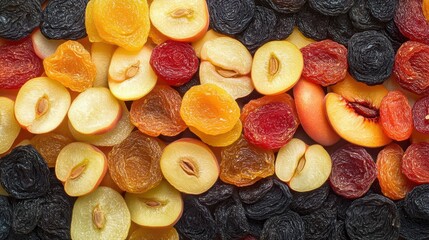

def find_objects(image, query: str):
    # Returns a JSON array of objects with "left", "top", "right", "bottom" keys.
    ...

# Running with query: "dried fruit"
[
  {"left": 296, "top": 4, "right": 330, "bottom": 41},
  {"left": 308, "top": 0, "right": 354, "bottom": 16},
  {"left": 367, "top": 0, "right": 398, "bottom": 22},
  {"left": 0, "top": 0, "right": 42, "bottom": 40},
  {"left": 271, "top": 13, "right": 296, "bottom": 40},
  {"left": 397, "top": 200, "right": 429, "bottom": 240},
  {"left": 402, "top": 142, "right": 429, "bottom": 184},
  {"left": 260, "top": 211, "right": 305, "bottom": 240},
  {"left": 382, "top": 20, "right": 408, "bottom": 52},
  {"left": 290, "top": 183, "right": 330, "bottom": 215},
  {"left": 12, "top": 198, "right": 43, "bottom": 235},
  {"left": 0, "top": 196, "right": 12, "bottom": 239},
  {"left": 128, "top": 227, "right": 179, "bottom": 240},
  {"left": 328, "top": 13, "right": 356, "bottom": 46},
  {"left": 198, "top": 181, "right": 235, "bottom": 206},
  {"left": 215, "top": 196, "right": 250, "bottom": 240},
  {"left": 238, "top": 178, "right": 273, "bottom": 204},
  {"left": 404, "top": 184, "right": 429, "bottom": 220},
  {"left": 30, "top": 133, "right": 73, "bottom": 168},
  {"left": 207, "top": 0, "right": 255, "bottom": 35},
  {"left": 259, "top": 0, "right": 307, "bottom": 14},
  {"left": 395, "top": 0, "right": 429, "bottom": 45},
  {"left": 302, "top": 207, "right": 336, "bottom": 240},
  {"left": 349, "top": 0, "right": 385, "bottom": 31},
  {"left": 189, "top": 120, "right": 242, "bottom": 147}
]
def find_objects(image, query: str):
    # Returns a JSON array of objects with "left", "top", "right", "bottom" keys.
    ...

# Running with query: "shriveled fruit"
[
  {"left": 0, "top": 0, "right": 41, "bottom": 40},
  {"left": 43, "top": 40, "right": 96, "bottom": 92},
  {"left": 241, "top": 93, "right": 297, "bottom": 123},
  {"left": 413, "top": 96, "right": 429, "bottom": 134},
  {"left": 189, "top": 120, "right": 242, "bottom": 147},
  {"left": 108, "top": 131, "right": 163, "bottom": 193},
  {"left": 402, "top": 142, "right": 429, "bottom": 183},
  {"left": 377, "top": 143, "right": 415, "bottom": 200},
  {"left": 395, "top": 0, "right": 429, "bottom": 45},
  {"left": 379, "top": 90, "right": 413, "bottom": 141},
  {"left": 130, "top": 85, "right": 187, "bottom": 137},
  {"left": 424, "top": 0, "right": 429, "bottom": 21},
  {"left": 30, "top": 133, "right": 73, "bottom": 168}
]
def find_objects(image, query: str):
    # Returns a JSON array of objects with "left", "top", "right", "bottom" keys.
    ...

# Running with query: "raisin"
[
  {"left": 329, "top": 144, "right": 377, "bottom": 199},
  {"left": 220, "top": 136, "right": 275, "bottom": 187},
  {"left": 290, "top": 183, "right": 330, "bottom": 215},
  {"left": 397, "top": 200, "right": 429, "bottom": 240},
  {"left": 394, "top": 41, "right": 429, "bottom": 96},
  {"left": 367, "top": 0, "right": 397, "bottom": 22},
  {"left": 349, "top": 0, "right": 385, "bottom": 31},
  {"left": 0, "top": 196, "right": 12, "bottom": 240},
  {"left": 259, "top": 0, "right": 307, "bottom": 14},
  {"left": 345, "top": 194, "right": 400, "bottom": 240},
  {"left": 301, "top": 39, "right": 348, "bottom": 86},
  {"left": 302, "top": 207, "right": 336, "bottom": 240},
  {"left": 395, "top": 0, "right": 429, "bottom": 45},
  {"left": 41, "top": 0, "right": 88, "bottom": 40},
  {"left": 215, "top": 196, "right": 251, "bottom": 240},
  {"left": 0, "top": 0, "right": 42, "bottom": 40},
  {"left": 271, "top": 13, "right": 296, "bottom": 40},
  {"left": 379, "top": 91, "right": 413, "bottom": 141},
  {"left": 238, "top": 177, "right": 273, "bottom": 204},
  {"left": 347, "top": 30, "right": 394, "bottom": 85},
  {"left": 107, "top": 131, "right": 163, "bottom": 193},
  {"left": 260, "top": 211, "right": 305, "bottom": 240},
  {"left": 328, "top": 14, "right": 357, "bottom": 46},
  {"left": 12, "top": 198, "right": 43, "bottom": 235},
  {"left": 0, "top": 145, "right": 50, "bottom": 199},
  {"left": 404, "top": 184, "right": 429, "bottom": 220},
  {"left": 207, "top": 0, "right": 255, "bottom": 35},
  {"left": 0, "top": 39, "right": 43, "bottom": 89},
  {"left": 150, "top": 41, "right": 199, "bottom": 87},
  {"left": 198, "top": 181, "right": 235, "bottom": 206},
  {"left": 30, "top": 133, "right": 73, "bottom": 168},
  {"left": 296, "top": 4, "right": 330, "bottom": 40},
  {"left": 402, "top": 143, "right": 429, "bottom": 184},
  {"left": 308, "top": 0, "right": 354, "bottom": 16}
]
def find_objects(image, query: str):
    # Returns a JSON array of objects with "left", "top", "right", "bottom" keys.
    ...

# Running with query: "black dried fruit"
[
  {"left": 198, "top": 181, "right": 235, "bottom": 206},
  {"left": 259, "top": 0, "right": 307, "bottom": 14},
  {"left": 397, "top": 201, "right": 429, "bottom": 240},
  {"left": 382, "top": 19, "right": 408, "bottom": 52},
  {"left": 347, "top": 30, "right": 394, "bottom": 85},
  {"left": 260, "top": 211, "right": 305, "bottom": 240},
  {"left": 349, "top": 0, "right": 385, "bottom": 31},
  {"left": 41, "top": 0, "right": 88, "bottom": 40},
  {"left": 404, "top": 184, "right": 429, "bottom": 220},
  {"left": 0, "top": 196, "right": 12, "bottom": 240},
  {"left": 330, "top": 220, "right": 350, "bottom": 240},
  {"left": 0, "top": 0, "right": 42, "bottom": 40},
  {"left": 11, "top": 198, "right": 43, "bottom": 235},
  {"left": 176, "top": 197, "right": 217, "bottom": 240},
  {"left": 302, "top": 208, "right": 336, "bottom": 240},
  {"left": 215, "top": 196, "right": 250, "bottom": 240},
  {"left": 237, "top": 6, "right": 277, "bottom": 53},
  {"left": 367, "top": 0, "right": 397, "bottom": 22},
  {"left": 308, "top": 0, "right": 354, "bottom": 16},
  {"left": 0, "top": 145, "right": 50, "bottom": 199},
  {"left": 296, "top": 4, "right": 330, "bottom": 41},
  {"left": 243, "top": 179, "right": 292, "bottom": 220},
  {"left": 345, "top": 194, "right": 400, "bottom": 240},
  {"left": 7, "top": 231, "right": 41, "bottom": 240},
  {"left": 290, "top": 183, "right": 330, "bottom": 215},
  {"left": 328, "top": 14, "right": 357, "bottom": 46},
  {"left": 248, "top": 219, "right": 264, "bottom": 239},
  {"left": 238, "top": 177, "right": 273, "bottom": 204},
  {"left": 271, "top": 13, "right": 295, "bottom": 40},
  {"left": 207, "top": 0, "right": 255, "bottom": 35}
]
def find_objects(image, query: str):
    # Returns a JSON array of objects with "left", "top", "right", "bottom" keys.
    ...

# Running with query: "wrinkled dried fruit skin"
[
  {"left": 328, "top": 14, "right": 356, "bottom": 46},
  {"left": 329, "top": 144, "right": 377, "bottom": 199},
  {"left": 150, "top": 41, "right": 199, "bottom": 86},
  {"left": 0, "top": 39, "right": 43, "bottom": 89},
  {"left": 0, "top": 145, "right": 50, "bottom": 199},
  {"left": 301, "top": 39, "right": 348, "bottom": 86},
  {"left": 0, "top": 196, "right": 12, "bottom": 240},
  {"left": 404, "top": 184, "right": 429, "bottom": 220},
  {"left": 290, "top": 183, "right": 330, "bottom": 215},
  {"left": 348, "top": 31, "right": 394, "bottom": 85},
  {"left": 198, "top": 181, "right": 235, "bottom": 206},
  {"left": 302, "top": 207, "right": 336, "bottom": 240},
  {"left": 308, "top": 0, "right": 354, "bottom": 16},
  {"left": 397, "top": 201, "right": 429, "bottom": 240},
  {"left": 320, "top": 191, "right": 351, "bottom": 220},
  {"left": 215, "top": 196, "right": 250, "bottom": 240},
  {"left": 220, "top": 136, "right": 275, "bottom": 187},
  {"left": 402, "top": 143, "right": 429, "bottom": 184},
  {"left": 0, "top": 0, "right": 42, "bottom": 40},
  {"left": 259, "top": 0, "right": 307, "bottom": 14},
  {"left": 241, "top": 94, "right": 297, "bottom": 124},
  {"left": 331, "top": 220, "right": 349, "bottom": 240},
  {"left": 345, "top": 194, "right": 400, "bottom": 240},
  {"left": 41, "top": 0, "right": 88, "bottom": 40},
  {"left": 367, "top": 0, "right": 397, "bottom": 22},
  {"left": 296, "top": 4, "right": 330, "bottom": 41},
  {"left": 8, "top": 230, "right": 41, "bottom": 240},
  {"left": 271, "top": 13, "right": 295, "bottom": 40},
  {"left": 260, "top": 211, "right": 304, "bottom": 240},
  {"left": 30, "top": 133, "right": 73, "bottom": 168},
  {"left": 238, "top": 178, "right": 273, "bottom": 204},
  {"left": 395, "top": 0, "right": 429, "bottom": 45},
  {"left": 395, "top": 41, "right": 429, "bottom": 96},
  {"left": 383, "top": 20, "right": 408, "bottom": 52},
  {"left": 108, "top": 131, "right": 163, "bottom": 193},
  {"left": 207, "top": 0, "right": 255, "bottom": 35},
  {"left": 348, "top": 0, "right": 385, "bottom": 31},
  {"left": 174, "top": 73, "right": 200, "bottom": 97},
  {"left": 12, "top": 198, "right": 43, "bottom": 235}
]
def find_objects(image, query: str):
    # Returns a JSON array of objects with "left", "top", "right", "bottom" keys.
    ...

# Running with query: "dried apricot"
[
  {"left": 30, "top": 133, "right": 73, "bottom": 168},
  {"left": 402, "top": 142, "right": 429, "bottom": 184},
  {"left": 413, "top": 96, "right": 429, "bottom": 134},
  {"left": 180, "top": 83, "right": 240, "bottom": 135},
  {"left": 43, "top": 40, "right": 96, "bottom": 92},
  {"left": 379, "top": 90, "right": 413, "bottom": 141},
  {"left": 130, "top": 85, "right": 187, "bottom": 137},
  {"left": 424, "top": 0, "right": 429, "bottom": 21},
  {"left": 395, "top": 0, "right": 429, "bottom": 45},
  {"left": 189, "top": 120, "right": 242, "bottom": 147},
  {"left": 377, "top": 143, "right": 415, "bottom": 200}
]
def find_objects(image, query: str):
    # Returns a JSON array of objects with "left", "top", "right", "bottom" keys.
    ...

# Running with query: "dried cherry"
[
  {"left": 290, "top": 183, "right": 330, "bottom": 215},
  {"left": 308, "top": 0, "right": 354, "bottom": 16},
  {"left": 402, "top": 142, "right": 429, "bottom": 184},
  {"left": 296, "top": 4, "right": 330, "bottom": 40},
  {"left": 260, "top": 211, "right": 305, "bottom": 240},
  {"left": 395, "top": 0, "right": 429, "bottom": 45},
  {"left": 404, "top": 184, "right": 429, "bottom": 220},
  {"left": 30, "top": 133, "right": 73, "bottom": 168},
  {"left": 259, "top": 0, "right": 307, "bottom": 14},
  {"left": 328, "top": 13, "right": 357, "bottom": 46},
  {"left": 0, "top": 0, "right": 42, "bottom": 40},
  {"left": 207, "top": 0, "right": 255, "bottom": 35},
  {"left": 349, "top": 0, "right": 385, "bottom": 31},
  {"left": 0, "top": 196, "right": 11, "bottom": 240}
]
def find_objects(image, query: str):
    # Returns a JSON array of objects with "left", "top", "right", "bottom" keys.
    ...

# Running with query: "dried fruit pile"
[{"left": 1, "top": 0, "right": 429, "bottom": 239}]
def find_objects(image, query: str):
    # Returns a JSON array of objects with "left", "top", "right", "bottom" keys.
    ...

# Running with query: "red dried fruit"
[
  {"left": 413, "top": 95, "right": 429, "bottom": 134},
  {"left": 0, "top": 38, "right": 43, "bottom": 89},
  {"left": 150, "top": 40, "right": 199, "bottom": 86},
  {"left": 395, "top": 0, "right": 429, "bottom": 45},
  {"left": 379, "top": 90, "right": 413, "bottom": 141},
  {"left": 300, "top": 39, "right": 348, "bottom": 87},
  {"left": 402, "top": 142, "right": 429, "bottom": 183},
  {"left": 243, "top": 102, "right": 299, "bottom": 150},
  {"left": 394, "top": 41, "right": 429, "bottom": 95},
  {"left": 329, "top": 144, "right": 377, "bottom": 199}
]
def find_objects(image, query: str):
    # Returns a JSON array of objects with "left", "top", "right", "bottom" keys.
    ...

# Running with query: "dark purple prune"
[
  {"left": 0, "top": 145, "right": 50, "bottom": 199},
  {"left": 7, "top": 231, "right": 41, "bottom": 240},
  {"left": 176, "top": 197, "right": 217, "bottom": 240},
  {"left": 11, "top": 198, "right": 43, "bottom": 235},
  {"left": 347, "top": 30, "right": 394, "bottom": 85},
  {"left": 330, "top": 220, "right": 350, "bottom": 240},
  {"left": 198, "top": 181, "right": 235, "bottom": 206},
  {"left": 308, "top": 0, "right": 355, "bottom": 16},
  {"left": 260, "top": 211, "right": 305, "bottom": 240},
  {"left": 215, "top": 196, "right": 250, "bottom": 240},
  {"left": 404, "top": 184, "right": 429, "bottom": 220},
  {"left": 302, "top": 208, "right": 336, "bottom": 240},
  {"left": 174, "top": 71, "right": 200, "bottom": 97},
  {"left": 0, "top": 196, "right": 12, "bottom": 240},
  {"left": 237, "top": 6, "right": 277, "bottom": 53},
  {"left": 319, "top": 191, "right": 352, "bottom": 220},
  {"left": 382, "top": 20, "right": 407, "bottom": 52},
  {"left": 238, "top": 177, "right": 273, "bottom": 204},
  {"left": 271, "top": 13, "right": 295, "bottom": 40},
  {"left": 258, "top": 0, "right": 307, "bottom": 13},
  {"left": 296, "top": 4, "right": 330, "bottom": 40},
  {"left": 328, "top": 14, "right": 357, "bottom": 46},
  {"left": 290, "top": 183, "right": 330, "bottom": 215},
  {"left": 349, "top": 0, "right": 385, "bottom": 31},
  {"left": 207, "top": 0, "right": 255, "bottom": 35},
  {"left": 248, "top": 219, "right": 264, "bottom": 239},
  {"left": 40, "top": 0, "right": 88, "bottom": 40},
  {"left": 243, "top": 179, "right": 292, "bottom": 220},
  {"left": 367, "top": 0, "right": 397, "bottom": 22},
  {"left": 0, "top": 0, "right": 42, "bottom": 40},
  {"left": 397, "top": 201, "right": 429, "bottom": 240},
  {"left": 345, "top": 194, "right": 400, "bottom": 240}
]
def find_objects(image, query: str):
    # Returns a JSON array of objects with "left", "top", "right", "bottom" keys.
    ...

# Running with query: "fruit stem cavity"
[
  {"left": 268, "top": 55, "right": 279, "bottom": 76},
  {"left": 92, "top": 205, "right": 105, "bottom": 229},
  {"left": 179, "top": 158, "right": 198, "bottom": 177},
  {"left": 171, "top": 8, "right": 194, "bottom": 18},
  {"left": 35, "top": 95, "right": 49, "bottom": 118},
  {"left": 125, "top": 61, "right": 140, "bottom": 79}
]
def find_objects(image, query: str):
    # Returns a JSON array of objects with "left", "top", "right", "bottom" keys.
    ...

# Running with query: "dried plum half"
[
  {"left": 207, "top": 0, "right": 255, "bottom": 35},
  {"left": 214, "top": 196, "right": 250, "bottom": 240},
  {"left": 0, "top": 196, "right": 11, "bottom": 240},
  {"left": 290, "top": 183, "right": 330, "bottom": 215},
  {"left": 382, "top": 20, "right": 408, "bottom": 52},
  {"left": 404, "top": 184, "right": 429, "bottom": 220},
  {"left": 259, "top": 0, "right": 307, "bottom": 14},
  {"left": 308, "top": 0, "right": 355, "bottom": 16},
  {"left": 260, "top": 211, "right": 305, "bottom": 240},
  {"left": 296, "top": 4, "right": 330, "bottom": 40},
  {"left": 0, "top": 0, "right": 42, "bottom": 40},
  {"left": 271, "top": 13, "right": 295, "bottom": 40}
]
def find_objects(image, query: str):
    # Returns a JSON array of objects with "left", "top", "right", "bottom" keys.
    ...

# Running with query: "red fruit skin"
[
  {"left": 402, "top": 142, "right": 429, "bottom": 184},
  {"left": 395, "top": 0, "right": 429, "bottom": 45},
  {"left": 413, "top": 95, "right": 429, "bottom": 134}
]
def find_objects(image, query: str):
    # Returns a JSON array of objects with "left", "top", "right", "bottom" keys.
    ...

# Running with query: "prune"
[
  {"left": 290, "top": 183, "right": 330, "bottom": 215},
  {"left": 198, "top": 181, "right": 235, "bottom": 206},
  {"left": 247, "top": 219, "right": 264, "bottom": 239},
  {"left": 296, "top": 4, "right": 330, "bottom": 40},
  {"left": 397, "top": 201, "right": 429, "bottom": 240},
  {"left": 260, "top": 211, "right": 305, "bottom": 240},
  {"left": 41, "top": 0, "right": 88, "bottom": 40},
  {"left": 220, "top": 136, "right": 275, "bottom": 187},
  {"left": 8, "top": 231, "right": 41, "bottom": 240},
  {"left": 301, "top": 39, "right": 348, "bottom": 86},
  {"left": 0, "top": 196, "right": 11, "bottom": 240},
  {"left": 404, "top": 184, "right": 429, "bottom": 220},
  {"left": 395, "top": 0, "right": 429, "bottom": 45},
  {"left": 330, "top": 220, "right": 350, "bottom": 240},
  {"left": 385, "top": 20, "right": 408, "bottom": 44},
  {"left": 349, "top": 0, "right": 385, "bottom": 31},
  {"left": 320, "top": 191, "right": 352, "bottom": 220},
  {"left": 207, "top": 0, "right": 255, "bottom": 35},
  {"left": 238, "top": 178, "right": 273, "bottom": 204},
  {"left": 0, "top": 0, "right": 42, "bottom": 40},
  {"left": 215, "top": 196, "right": 250, "bottom": 240},
  {"left": 345, "top": 194, "right": 400, "bottom": 240},
  {"left": 30, "top": 133, "right": 73, "bottom": 168},
  {"left": 302, "top": 207, "right": 336, "bottom": 240},
  {"left": 347, "top": 30, "right": 394, "bottom": 85},
  {"left": 366, "top": 0, "right": 397, "bottom": 22},
  {"left": 329, "top": 144, "right": 377, "bottom": 199},
  {"left": 237, "top": 6, "right": 277, "bottom": 53},
  {"left": 259, "top": 0, "right": 307, "bottom": 13},
  {"left": 243, "top": 179, "right": 292, "bottom": 220},
  {"left": 0, "top": 39, "right": 43, "bottom": 89},
  {"left": 0, "top": 145, "right": 50, "bottom": 199},
  {"left": 176, "top": 197, "right": 217, "bottom": 240},
  {"left": 308, "top": 0, "right": 354, "bottom": 16},
  {"left": 12, "top": 198, "right": 43, "bottom": 235},
  {"left": 271, "top": 13, "right": 296, "bottom": 40},
  {"left": 394, "top": 41, "right": 429, "bottom": 96},
  {"left": 402, "top": 143, "right": 429, "bottom": 184},
  {"left": 328, "top": 14, "right": 357, "bottom": 46}
]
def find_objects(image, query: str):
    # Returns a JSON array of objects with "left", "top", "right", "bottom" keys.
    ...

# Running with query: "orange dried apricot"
[
  {"left": 30, "top": 132, "right": 73, "bottom": 168},
  {"left": 189, "top": 120, "right": 242, "bottom": 147},
  {"left": 84, "top": 0, "right": 104, "bottom": 43},
  {"left": 424, "top": 0, "right": 429, "bottom": 21}
]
